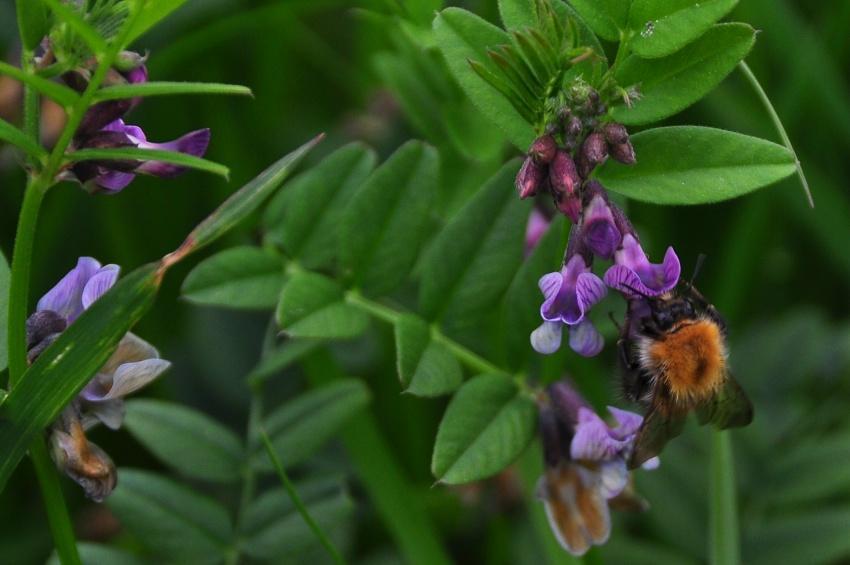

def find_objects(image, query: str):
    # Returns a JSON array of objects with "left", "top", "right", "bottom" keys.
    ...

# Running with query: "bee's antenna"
[
  {"left": 620, "top": 283, "right": 653, "bottom": 300},
  {"left": 688, "top": 254, "right": 707, "bottom": 289}
]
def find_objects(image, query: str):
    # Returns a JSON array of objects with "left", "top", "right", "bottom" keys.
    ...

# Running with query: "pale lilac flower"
[
  {"left": 537, "top": 379, "right": 656, "bottom": 556},
  {"left": 604, "top": 234, "right": 681, "bottom": 297},
  {"left": 530, "top": 253, "right": 607, "bottom": 357},
  {"left": 30, "top": 258, "right": 169, "bottom": 501}
]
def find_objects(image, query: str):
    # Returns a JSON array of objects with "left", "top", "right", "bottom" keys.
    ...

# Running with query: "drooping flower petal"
[
  {"left": 641, "top": 457, "right": 661, "bottom": 471},
  {"left": 100, "top": 332, "right": 160, "bottom": 375},
  {"left": 49, "top": 422, "right": 117, "bottom": 502},
  {"left": 37, "top": 257, "right": 102, "bottom": 322},
  {"left": 525, "top": 209, "right": 550, "bottom": 255},
  {"left": 598, "top": 460, "right": 629, "bottom": 499},
  {"left": 568, "top": 319, "right": 604, "bottom": 357},
  {"left": 81, "top": 264, "right": 120, "bottom": 309},
  {"left": 531, "top": 321, "right": 563, "bottom": 355},
  {"left": 103, "top": 358, "right": 170, "bottom": 400}
]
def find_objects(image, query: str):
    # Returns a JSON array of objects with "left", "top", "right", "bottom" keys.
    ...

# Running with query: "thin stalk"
[
  {"left": 709, "top": 431, "right": 740, "bottom": 565},
  {"left": 258, "top": 427, "right": 345, "bottom": 565},
  {"left": 5, "top": 8, "right": 143, "bottom": 565},
  {"left": 225, "top": 395, "right": 262, "bottom": 565},
  {"left": 738, "top": 61, "right": 813, "bottom": 208},
  {"left": 303, "top": 351, "right": 452, "bottom": 565},
  {"left": 345, "top": 290, "right": 505, "bottom": 376},
  {"left": 30, "top": 438, "right": 81, "bottom": 565},
  {"left": 21, "top": 48, "right": 40, "bottom": 166}
]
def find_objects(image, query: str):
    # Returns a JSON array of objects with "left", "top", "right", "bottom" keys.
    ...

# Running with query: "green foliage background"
[{"left": 1, "top": 0, "right": 849, "bottom": 563}]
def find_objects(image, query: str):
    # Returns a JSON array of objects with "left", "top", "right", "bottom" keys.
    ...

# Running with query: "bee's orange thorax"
[{"left": 648, "top": 319, "right": 726, "bottom": 403}]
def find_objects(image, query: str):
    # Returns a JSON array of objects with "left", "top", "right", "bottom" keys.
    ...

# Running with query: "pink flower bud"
[
  {"left": 516, "top": 157, "right": 546, "bottom": 199},
  {"left": 602, "top": 123, "right": 629, "bottom": 145},
  {"left": 529, "top": 135, "right": 557, "bottom": 164},
  {"left": 577, "top": 132, "right": 608, "bottom": 178}
]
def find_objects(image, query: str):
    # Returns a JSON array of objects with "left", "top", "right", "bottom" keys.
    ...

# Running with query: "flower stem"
[
  {"left": 258, "top": 426, "right": 346, "bottom": 565},
  {"left": 709, "top": 431, "right": 741, "bottom": 565},
  {"left": 345, "top": 290, "right": 505, "bottom": 376},
  {"left": 30, "top": 437, "right": 81, "bottom": 565},
  {"left": 737, "top": 61, "right": 813, "bottom": 208}
]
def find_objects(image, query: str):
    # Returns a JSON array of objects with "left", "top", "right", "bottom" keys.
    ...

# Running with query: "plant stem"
[
  {"left": 225, "top": 395, "right": 261, "bottom": 565},
  {"left": 303, "top": 351, "right": 452, "bottom": 565},
  {"left": 21, "top": 48, "right": 40, "bottom": 166},
  {"left": 709, "top": 431, "right": 740, "bottom": 565},
  {"left": 259, "top": 426, "right": 346, "bottom": 565},
  {"left": 345, "top": 290, "right": 505, "bottom": 376},
  {"left": 7, "top": 179, "right": 47, "bottom": 385},
  {"left": 738, "top": 61, "right": 813, "bottom": 208},
  {"left": 30, "top": 437, "right": 81, "bottom": 565}
]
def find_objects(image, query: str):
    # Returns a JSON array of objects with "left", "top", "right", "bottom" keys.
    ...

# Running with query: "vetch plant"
[{"left": 0, "top": 0, "right": 818, "bottom": 564}]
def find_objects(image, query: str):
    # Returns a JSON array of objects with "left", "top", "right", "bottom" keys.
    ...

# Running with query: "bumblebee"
[{"left": 617, "top": 282, "right": 753, "bottom": 468}]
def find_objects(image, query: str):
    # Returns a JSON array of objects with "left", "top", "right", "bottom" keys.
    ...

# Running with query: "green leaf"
[
  {"left": 744, "top": 508, "right": 850, "bottom": 565},
  {"left": 0, "top": 264, "right": 161, "bottom": 492},
  {"left": 611, "top": 23, "right": 756, "bottom": 125},
  {"left": 181, "top": 246, "right": 284, "bottom": 310},
  {"left": 127, "top": 0, "right": 190, "bottom": 43},
  {"left": 0, "top": 249, "right": 8, "bottom": 372},
  {"left": 629, "top": 0, "right": 739, "bottom": 58},
  {"left": 595, "top": 126, "right": 796, "bottom": 204},
  {"left": 263, "top": 143, "right": 376, "bottom": 269},
  {"left": 173, "top": 134, "right": 323, "bottom": 263},
  {"left": 340, "top": 140, "right": 439, "bottom": 296},
  {"left": 47, "top": 543, "right": 148, "bottom": 565},
  {"left": 0, "top": 117, "right": 47, "bottom": 160},
  {"left": 502, "top": 215, "right": 566, "bottom": 367},
  {"left": 432, "top": 374, "right": 537, "bottom": 484},
  {"left": 0, "top": 60, "right": 79, "bottom": 107},
  {"left": 766, "top": 429, "right": 850, "bottom": 507},
  {"left": 434, "top": 8, "right": 531, "bottom": 150},
  {"left": 247, "top": 339, "right": 324, "bottom": 387},
  {"left": 276, "top": 271, "right": 369, "bottom": 340},
  {"left": 394, "top": 314, "right": 463, "bottom": 397},
  {"left": 107, "top": 469, "right": 232, "bottom": 563},
  {"left": 123, "top": 400, "right": 244, "bottom": 482},
  {"left": 66, "top": 148, "right": 230, "bottom": 179},
  {"left": 568, "top": 0, "right": 630, "bottom": 41},
  {"left": 93, "top": 82, "right": 253, "bottom": 102},
  {"left": 419, "top": 159, "right": 528, "bottom": 327},
  {"left": 15, "top": 0, "right": 51, "bottom": 51},
  {"left": 243, "top": 478, "right": 353, "bottom": 560},
  {"left": 254, "top": 380, "right": 370, "bottom": 471}
]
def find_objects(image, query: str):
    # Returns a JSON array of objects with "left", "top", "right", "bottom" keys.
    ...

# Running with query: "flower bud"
[
  {"left": 26, "top": 310, "right": 66, "bottom": 350},
  {"left": 529, "top": 135, "right": 557, "bottom": 164},
  {"left": 602, "top": 123, "right": 629, "bottom": 145},
  {"left": 549, "top": 150, "right": 579, "bottom": 196},
  {"left": 580, "top": 181, "right": 622, "bottom": 259},
  {"left": 609, "top": 140, "right": 636, "bottom": 165},
  {"left": 577, "top": 132, "right": 608, "bottom": 178},
  {"left": 113, "top": 50, "right": 148, "bottom": 72},
  {"left": 565, "top": 116, "right": 583, "bottom": 139},
  {"left": 516, "top": 157, "right": 546, "bottom": 199}
]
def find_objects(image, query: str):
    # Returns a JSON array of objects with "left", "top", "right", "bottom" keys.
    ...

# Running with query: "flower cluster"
[
  {"left": 518, "top": 99, "right": 681, "bottom": 357},
  {"left": 28, "top": 258, "right": 170, "bottom": 501},
  {"left": 61, "top": 51, "right": 210, "bottom": 193},
  {"left": 537, "top": 379, "right": 657, "bottom": 556}
]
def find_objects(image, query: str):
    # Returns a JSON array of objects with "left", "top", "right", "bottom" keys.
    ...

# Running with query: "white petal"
[
  {"left": 101, "top": 332, "right": 159, "bottom": 374},
  {"left": 531, "top": 321, "right": 563, "bottom": 354},
  {"left": 103, "top": 358, "right": 170, "bottom": 399}
]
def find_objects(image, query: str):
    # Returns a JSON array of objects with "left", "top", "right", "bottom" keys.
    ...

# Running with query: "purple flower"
[
  {"left": 537, "top": 379, "right": 656, "bottom": 556},
  {"left": 530, "top": 254, "right": 607, "bottom": 356},
  {"left": 579, "top": 188, "right": 621, "bottom": 259},
  {"left": 73, "top": 63, "right": 149, "bottom": 137},
  {"left": 34, "top": 258, "right": 170, "bottom": 500},
  {"left": 604, "top": 234, "right": 681, "bottom": 296},
  {"left": 72, "top": 119, "right": 211, "bottom": 193}
]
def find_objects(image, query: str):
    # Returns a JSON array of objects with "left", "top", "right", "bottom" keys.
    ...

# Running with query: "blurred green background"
[{"left": 1, "top": 1, "right": 849, "bottom": 563}]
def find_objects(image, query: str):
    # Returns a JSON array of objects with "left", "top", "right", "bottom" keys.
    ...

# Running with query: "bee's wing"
[
  {"left": 696, "top": 372, "right": 753, "bottom": 429},
  {"left": 628, "top": 402, "right": 686, "bottom": 470}
]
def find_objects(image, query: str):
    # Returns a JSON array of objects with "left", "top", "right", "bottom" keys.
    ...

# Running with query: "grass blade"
[
  {"left": 0, "top": 61, "right": 79, "bottom": 107},
  {"left": 93, "top": 82, "right": 253, "bottom": 101},
  {"left": 66, "top": 147, "right": 230, "bottom": 179}
]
